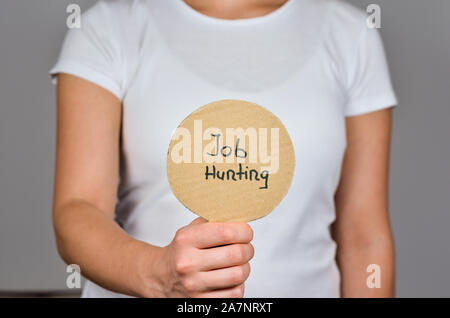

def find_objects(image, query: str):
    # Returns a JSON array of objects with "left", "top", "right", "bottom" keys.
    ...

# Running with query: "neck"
[{"left": 182, "top": 0, "right": 289, "bottom": 20}]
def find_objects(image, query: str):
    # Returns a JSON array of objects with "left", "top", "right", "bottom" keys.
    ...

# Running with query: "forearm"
[
  {"left": 337, "top": 235, "right": 395, "bottom": 297},
  {"left": 53, "top": 199, "right": 167, "bottom": 297}
]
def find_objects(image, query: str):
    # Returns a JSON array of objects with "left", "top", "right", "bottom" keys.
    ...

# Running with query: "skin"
[
  {"left": 54, "top": 73, "right": 254, "bottom": 297},
  {"left": 182, "top": 0, "right": 290, "bottom": 19},
  {"left": 53, "top": 0, "right": 395, "bottom": 298},
  {"left": 333, "top": 110, "right": 395, "bottom": 297}
]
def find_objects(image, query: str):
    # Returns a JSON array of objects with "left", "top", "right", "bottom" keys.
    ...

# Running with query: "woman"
[{"left": 50, "top": 0, "right": 397, "bottom": 297}]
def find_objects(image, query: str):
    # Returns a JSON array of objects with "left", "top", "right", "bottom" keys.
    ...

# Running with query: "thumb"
[{"left": 190, "top": 216, "right": 208, "bottom": 225}]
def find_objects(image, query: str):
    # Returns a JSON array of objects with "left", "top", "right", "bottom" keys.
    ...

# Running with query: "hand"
[{"left": 154, "top": 217, "right": 254, "bottom": 297}]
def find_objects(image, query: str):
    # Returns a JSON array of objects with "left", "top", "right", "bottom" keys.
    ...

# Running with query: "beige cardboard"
[{"left": 167, "top": 99, "right": 295, "bottom": 222}]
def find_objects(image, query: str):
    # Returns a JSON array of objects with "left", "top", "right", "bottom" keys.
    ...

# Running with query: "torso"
[{"left": 82, "top": 0, "right": 372, "bottom": 297}]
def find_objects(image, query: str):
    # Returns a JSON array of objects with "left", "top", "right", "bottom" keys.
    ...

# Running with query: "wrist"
[{"left": 132, "top": 241, "right": 173, "bottom": 297}]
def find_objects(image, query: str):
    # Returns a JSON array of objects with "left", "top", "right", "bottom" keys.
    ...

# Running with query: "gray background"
[{"left": 0, "top": 0, "right": 449, "bottom": 297}]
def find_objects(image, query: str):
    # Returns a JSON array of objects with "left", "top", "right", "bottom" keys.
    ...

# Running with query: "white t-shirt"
[{"left": 50, "top": 0, "right": 397, "bottom": 297}]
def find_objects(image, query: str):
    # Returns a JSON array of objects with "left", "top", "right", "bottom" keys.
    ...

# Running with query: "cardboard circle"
[{"left": 167, "top": 99, "right": 295, "bottom": 222}]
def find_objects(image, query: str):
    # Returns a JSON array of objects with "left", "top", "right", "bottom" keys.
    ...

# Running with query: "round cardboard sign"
[{"left": 167, "top": 99, "right": 295, "bottom": 222}]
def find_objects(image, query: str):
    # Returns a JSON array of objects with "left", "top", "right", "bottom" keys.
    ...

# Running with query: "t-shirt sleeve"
[
  {"left": 343, "top": 27, "right": 398, "bottom": 117},
  {"left": 49, "top": 1, "right": 125, "bottom": 100}
]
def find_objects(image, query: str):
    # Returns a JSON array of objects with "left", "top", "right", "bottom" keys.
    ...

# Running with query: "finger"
[
  {"left": 190, "top": 217, "right": 208, "bottom": 225},
  {"left": 191, "top": 263, "right": 251, "bottom": 291},
  {"left": 192, "top": 284, "right": 245, "bottom": 298},
  {"left": 189, "top": 222, "right": 253, "bottom": 248},
  {"left": 198, "top": 243, "right": 254, "bottom": 271}
]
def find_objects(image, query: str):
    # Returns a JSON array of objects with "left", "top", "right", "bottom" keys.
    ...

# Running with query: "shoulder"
[
  {"left": 326, "top": 0, "right": 369, "bottom": 23},
  {"left": 323, "top": 0, "right": 370, "bottom": 41},
  {"left": 81, "top": 0, "right": 148, "bottom": 24},
  {"left": 77, "top": 0, "right": 158, "bottom": 55},
  {"left": 79, "top": 0, "right": 163, "bottom": 33},
  {"left": 317, "top": 0, "right": 380, "bottom": 68},
  {"left": 57, "top": 0, "right": 158, "bottom": 98},
  {"left": 296, "top": 0, "right": 372, "bottom": 53}
]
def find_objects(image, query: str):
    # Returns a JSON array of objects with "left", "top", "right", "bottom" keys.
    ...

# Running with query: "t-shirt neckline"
[{"left": 173, "top": 0, "right": 296, "bottom": 26}]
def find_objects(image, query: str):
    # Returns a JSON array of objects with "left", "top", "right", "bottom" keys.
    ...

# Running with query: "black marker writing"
[
  {"left": 205, "top": 164, "right": 269, "bottom": 189},
  {"left": 207, "top": 134, "right": 247, "bottom": 159}
]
